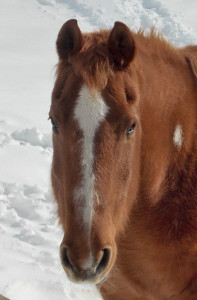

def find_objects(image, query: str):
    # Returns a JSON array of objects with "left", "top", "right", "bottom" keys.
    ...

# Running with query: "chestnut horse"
[{"left": 50, "top": 19, "right": 197, "bottom": 299}]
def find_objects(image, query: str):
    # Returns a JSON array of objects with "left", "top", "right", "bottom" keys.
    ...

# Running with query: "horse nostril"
[
  {"left": 96, "top": 248, "right": 111, "bottom": 274},
  {"left": 60, "top": 245, "right": 73, "bottom": 271}
]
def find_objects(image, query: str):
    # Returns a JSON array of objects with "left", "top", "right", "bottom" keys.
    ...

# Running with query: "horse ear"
[
  {"left": 108, "top": 21, "right": 135, "bottom": 69},
  {"left": 56, "top": 19, "right": 83, "bottom": 60}
]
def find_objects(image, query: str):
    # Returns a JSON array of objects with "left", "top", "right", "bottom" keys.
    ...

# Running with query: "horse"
[{"left": 49, "top": 19, "right": 197, "bottom": 299}]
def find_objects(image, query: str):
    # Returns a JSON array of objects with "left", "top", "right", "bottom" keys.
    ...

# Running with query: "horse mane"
[{"left": 138, "top": 27, "right": 177, "bottom": 50}]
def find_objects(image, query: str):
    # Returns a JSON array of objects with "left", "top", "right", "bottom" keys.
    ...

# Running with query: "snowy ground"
[{"left": 0, "top": 0, "right": 197, "bottom": 299}]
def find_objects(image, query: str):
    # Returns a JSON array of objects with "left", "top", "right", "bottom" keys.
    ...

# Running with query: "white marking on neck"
[
  {"left": 74, "top": 85, "right": 108, "bottom": 237},
  {"left": 173, "top": 124, "right": 183, "bottom": 149}
]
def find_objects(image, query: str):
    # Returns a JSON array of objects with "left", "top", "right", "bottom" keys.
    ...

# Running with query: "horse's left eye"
[
  {"left": 127, "top": 121, "right": 136, "bottom": 136},
  {"left": 50, "top": 118, "right": 59, "bottom": 134}
]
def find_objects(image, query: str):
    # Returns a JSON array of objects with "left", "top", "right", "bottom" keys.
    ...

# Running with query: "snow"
[{"left": 0, "top": 0, "right": 197, "bottom": 299}]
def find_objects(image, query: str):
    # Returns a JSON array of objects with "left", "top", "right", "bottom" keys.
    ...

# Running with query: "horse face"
[{"left": 50, "top": 20, "right": 140, "bottom": 284}]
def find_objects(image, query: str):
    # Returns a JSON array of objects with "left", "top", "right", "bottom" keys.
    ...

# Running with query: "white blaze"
[
  {"left": 173, "top": 124, "right": 183, "bottom": 149},
  {"left": 74, "top": 85, "right": 108, "bottom": 236}
]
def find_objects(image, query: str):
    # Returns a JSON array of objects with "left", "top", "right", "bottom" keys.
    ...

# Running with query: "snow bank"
[{"left": 11, "top": 127, "right": 52, "bottom": 148}]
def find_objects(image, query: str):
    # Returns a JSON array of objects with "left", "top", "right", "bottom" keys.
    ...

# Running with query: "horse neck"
[{"left": 136, "top": 43, "right": 197, "bottom": 207}]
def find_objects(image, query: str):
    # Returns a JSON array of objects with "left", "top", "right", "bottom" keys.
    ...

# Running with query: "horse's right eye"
[
  {"left": 50, "top": 118, "right": 59, "bottom": 134},
  {"left": 127, "top": 121, "right": 137, "bottom": 137}
]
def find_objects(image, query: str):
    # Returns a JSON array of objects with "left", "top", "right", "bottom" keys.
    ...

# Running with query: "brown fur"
[{"left": 50, "top": 20, "right": 197, "bottom": 299}]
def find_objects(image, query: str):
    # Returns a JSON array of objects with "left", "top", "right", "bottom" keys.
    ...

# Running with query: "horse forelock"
[{"left": 68, "top": 30, "right": 114, "bottom": 91}]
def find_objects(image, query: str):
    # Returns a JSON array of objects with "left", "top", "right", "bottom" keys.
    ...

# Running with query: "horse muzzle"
[{"left": 60, "top": 243, "right": 114, "bottom": 284}]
